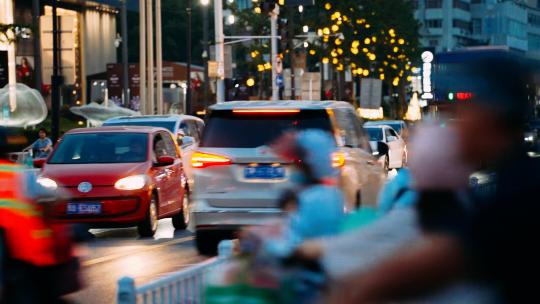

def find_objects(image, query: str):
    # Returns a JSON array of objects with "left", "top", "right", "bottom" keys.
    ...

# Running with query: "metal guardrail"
[
  {"left": 7, "top": 151, "right": 32, "bottom": 165},
  {"left": 117, "top": 240, "right": 233, "bottom": 304}
]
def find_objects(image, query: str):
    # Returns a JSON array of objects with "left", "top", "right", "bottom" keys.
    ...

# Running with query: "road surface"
[{"left": 66, "top": 219, "right": 206, "bottom": 303}]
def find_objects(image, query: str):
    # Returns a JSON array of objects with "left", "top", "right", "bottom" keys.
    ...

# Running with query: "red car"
[{"left": 37, "top": 126, "right": 189, "bottom": 237}]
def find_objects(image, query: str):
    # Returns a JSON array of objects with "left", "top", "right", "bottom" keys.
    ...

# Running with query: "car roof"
[
  {"left": 364, "top": 125, "right": 387, "bottom": 129},
  {"left": 104, "top": 114, "right": 204, "bottom": 123},
  {"left": 209, "top": 100, "right": 355, "bottom": 111},
  {"left": 365, "top": 120, "right": 405, "bottom": 125},
  {"left": 65, "top": 126, "right": 168, "bottom": 134}
]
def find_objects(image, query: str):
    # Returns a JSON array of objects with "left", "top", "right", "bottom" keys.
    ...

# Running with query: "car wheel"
[
  {"left": 172, "top": 188, "right": 189, "bottom": 230},
  {"left": 195, "top": 230, "right": 220, "bottom": 256},
  {"left": 138, "top": 194, "right": 159, "bottom": 237},
  {"left": 355, "top": 191, "right": 362, "bottom": 209}
]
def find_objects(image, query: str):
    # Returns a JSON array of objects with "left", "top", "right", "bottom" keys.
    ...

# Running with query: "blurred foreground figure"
[
  {"left": 328, "top": 54, "right": 539, "bottom": 303},
  {"left": 208, "top": 130, "right": 344, "bottom": 303},
  {"left": 0, "top": 127, "right": 80, "bottom": 303}
]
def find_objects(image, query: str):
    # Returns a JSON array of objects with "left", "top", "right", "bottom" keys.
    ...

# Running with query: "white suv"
[{"left": 190, "top": 101, "right": 386, "bottom": 254}]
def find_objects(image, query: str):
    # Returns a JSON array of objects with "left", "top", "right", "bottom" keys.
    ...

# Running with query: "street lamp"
[
  {"left": 186, "top": 0, "right": 193, "bottom": 115},
  {"left": 201, "top": 0, "right": 210, "bottom": 110}
]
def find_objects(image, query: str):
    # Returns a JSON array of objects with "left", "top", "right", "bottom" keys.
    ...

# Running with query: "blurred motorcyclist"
[
  {"left": 327, "top": 53, "right": 539, "bottom": 303},
  {"left": 0, "top": 127, "right": 80, "bottom": 303}
]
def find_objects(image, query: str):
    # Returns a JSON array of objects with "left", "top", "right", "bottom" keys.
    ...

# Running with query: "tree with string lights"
[{"left": 303, "top": 0, "right": 420, "bottom": 117}]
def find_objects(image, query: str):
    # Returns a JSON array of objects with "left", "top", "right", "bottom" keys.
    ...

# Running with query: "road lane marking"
[{"left": 82, "top": 236, "right": 195, "bottom": 267}]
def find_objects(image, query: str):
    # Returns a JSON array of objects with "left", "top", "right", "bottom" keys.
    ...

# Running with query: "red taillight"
[
  {"left": 191, "top": 152, "right": 232, "bottom": 168},
  {"left": 232, "top": 109, "right": 301, "bottom": 114}
]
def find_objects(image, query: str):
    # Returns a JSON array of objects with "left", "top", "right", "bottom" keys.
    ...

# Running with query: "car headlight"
[
  {"left": 37, "top": 177, "right": 58, "bottom": 190},
  {"left": 114, "top": 175, "right": 148, "bottom": 191}
]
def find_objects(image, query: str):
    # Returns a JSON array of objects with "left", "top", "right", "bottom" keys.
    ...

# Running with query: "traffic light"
[
  {"left": 279, "top": 18, "right": 293, "bottom": 51},
  {"left": 447, "top": 92, "right": 473, "bottom": 101}
]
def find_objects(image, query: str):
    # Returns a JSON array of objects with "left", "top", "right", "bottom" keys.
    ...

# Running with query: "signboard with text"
[{"left": 360, "top": 78, "right": 382, "bottom": 109}]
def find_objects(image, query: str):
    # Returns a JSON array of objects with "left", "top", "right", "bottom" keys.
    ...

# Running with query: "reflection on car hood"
[{"left": 42, "top": 162, "right": 148, "bottom": 187}]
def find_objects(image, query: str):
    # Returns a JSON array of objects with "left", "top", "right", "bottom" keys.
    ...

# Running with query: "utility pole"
[
  {"left": 146, "top": 0, "right": 155, "bottom": 114},
  {"left": 51, "top": 0, "right": 61, "bottom": 142},
  {"left": 270, "top": 6, "right": 279, "bottom": 101},
  {"left": 120, "top": 0, "right": 130, "bottom": 107},
  {"left": 214, "top": 0, "right": 225, "bottom": 103},
  {"left": 288, "top": 7, "right": 295, "bottom": 100},
  {"left": 32, "top": 0, "right": 42, "bottom": 92},
  {"left": 139, "top": 0, "right": 147, "bottom": 114},
  {"left": 202, "top": 0, "right": 210, "bottom": 109},
  {"left": 186, "top": 0, "right": 193, "bottom": 115},
  {"left": 156, "top": 0, "right": 163, "bottom": 114}
]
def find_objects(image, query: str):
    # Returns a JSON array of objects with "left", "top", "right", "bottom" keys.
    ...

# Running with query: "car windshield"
[
  {"left": 366, "top": 128, "right": 383, "bottom": 141},
  {"left": 200, "top": 110, "right": 333, "bottom": 148},
  {"left": 103, "top": 121, "right": 176, "bottom": 133},
  {"left": 385, "top": 123, "right": 402, "bottom": 133},
  {"left": 48, "top": 133, "right": 148, "bottom": 164}
]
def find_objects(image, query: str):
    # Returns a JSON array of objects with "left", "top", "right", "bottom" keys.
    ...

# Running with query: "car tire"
[
  {"left": 138, "top": 194, "right": 159, "bottom": 237},
  {"left": 195, "top": 230, "right": 220, "bottom": 256},
  {"left": 355, "top": 191, "right": 362, "bottom": 209},
  {"left": 172, "top": 188, "right": 189, "bottom": 230}
]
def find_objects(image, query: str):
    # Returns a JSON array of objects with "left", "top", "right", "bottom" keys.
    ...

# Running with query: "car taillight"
[
  {"left": 191, "top": 152, "right": 232, "bottom": 168},
  {"left": 332, "top": 152, "right": 346, "bottom": 168},
  {"left": 232, "top": 109, "right": 300, "bottom": 114}
]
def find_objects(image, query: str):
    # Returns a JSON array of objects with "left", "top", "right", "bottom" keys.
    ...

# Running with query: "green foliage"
[
  {"left": 127, "top": 0, "right": 206, "bottom": 65},
  {"left": 303, "top": 0, "right": 420, "bottom": 86}
]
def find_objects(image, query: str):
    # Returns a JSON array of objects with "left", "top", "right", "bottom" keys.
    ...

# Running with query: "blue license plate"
[
  {"left": 244, "top": 165, "right": 285, "bottom": 179},
  {"left": 67, "top": 202, "right": 102, "bottom": 215}
]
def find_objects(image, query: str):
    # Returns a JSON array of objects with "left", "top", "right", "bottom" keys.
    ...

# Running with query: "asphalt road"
[{"left": 65, "top": 219, "right": 206, "bottom": 304}]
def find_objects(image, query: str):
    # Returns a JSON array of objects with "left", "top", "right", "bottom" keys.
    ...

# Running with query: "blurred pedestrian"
[
  {"left": 1, "top": 127, "right": 81, "bottom": 303},
  {"left": 243, "top": 129, "right": 345, "bottom": 258},
  {"left": 326, "top": 54, "right": 539, "bottom": 303},
  {"left": 25, "top": 128, "right": 53, "bottom": 159}
]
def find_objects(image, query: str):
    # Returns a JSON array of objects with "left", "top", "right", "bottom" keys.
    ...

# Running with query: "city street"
[{"left": 66, "top": 220, "right": 205, "bottom": 303}]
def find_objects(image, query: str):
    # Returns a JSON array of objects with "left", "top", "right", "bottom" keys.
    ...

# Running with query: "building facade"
[
  {"left": 11, "top": 0, "right": 119, "bottom": 106},
  {"left": 414, "top": 0, "right": 540, "bottom": 54}
]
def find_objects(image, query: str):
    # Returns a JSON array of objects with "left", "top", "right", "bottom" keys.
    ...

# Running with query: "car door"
[
  {"left": 389, "top": 127, "right": 405, "bottom": 165},
  {"left": 385, "top": 127, "right": 401, "bottom": 168},
  {"left": 160, "top": 131, "right": 184, "bottom": 215},
  {"left": 151, "top": 132, "right": 179, "bottom": 216},
  {"left": 333, "top": 108, "right": 369, "bottom": 209},
  {"left": 179, "top": 120, "right": 199, "bottom": 190},
  {"left": 351, "top": 112, "right": 386, "bottom": 207}
]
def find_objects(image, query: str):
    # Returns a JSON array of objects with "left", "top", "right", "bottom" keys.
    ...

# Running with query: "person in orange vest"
[{"left": 0, "top": 127, "right": 81, "bottom": 303}]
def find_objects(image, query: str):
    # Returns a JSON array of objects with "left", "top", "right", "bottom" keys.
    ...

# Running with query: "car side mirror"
[
  {"left": 33, "top": 158, "right": 46, "bottom": 169},
  {"left": 387, "top": 136, "right": 397, "bottom": 142},
  {"left": 374, "top": 141, "right": 389, "bottom": 156},
  {"left": 155, "top": 155, "right": 175, "bottom": 166},
  {"left": 179, "top": 136, "right": 195, "bottom": 147}
]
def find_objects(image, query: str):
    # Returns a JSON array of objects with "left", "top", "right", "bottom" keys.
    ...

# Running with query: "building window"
[
  {"left": 426, "top": 19, "right": 443, "bottom": 28},
  {"left": 429, "top": 39, "right": 439, "bottom": 46},
  {"left": 453, "top": 19, "right": 471, "bottom": 32},
  {"left": 471, "top": 0, "right": 483, "bottom": 4},
  {"left": 453, "top": 0, "right": 470, "bottom": 11},
  {"left": 426, "top": 0, "right": 443, "bottom": 8},
  {"left": 529, "top": 34, "right": 540, "bottom": 51},
  {"left": 411, "top": 0, "right": 419, "bottom": 9},
  {"left": 529, "top": 13, "right": 540, "bottom": 27},
  {"left": 508, "top": 20, "right": 527, "bottom": 39},
  {"left": 472, "top": 18, "right": 482, "bottom": 34}
]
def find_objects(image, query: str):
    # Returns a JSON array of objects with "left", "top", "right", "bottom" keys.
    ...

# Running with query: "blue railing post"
[
  {"left": 217, "top": 240, "right": 233, "bottom": 259},
  {"left": 117, "top": 276, "right": 136, "bottom": 304}
]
